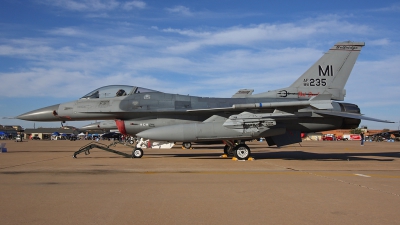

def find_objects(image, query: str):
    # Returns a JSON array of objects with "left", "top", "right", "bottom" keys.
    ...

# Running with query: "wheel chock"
[
  {"left": 220, "top": 154, "right": 228, "bottom": 158},
  {"left": 232, "top": 157, "right": 255, "bottom": 161}
]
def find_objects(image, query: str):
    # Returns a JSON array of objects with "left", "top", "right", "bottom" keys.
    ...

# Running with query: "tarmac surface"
[{"left": 1, "top": 139, "right": 400, "bottom": 225}]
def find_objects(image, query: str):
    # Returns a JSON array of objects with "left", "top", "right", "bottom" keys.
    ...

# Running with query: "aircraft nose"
[{"left": 16, "top": 104, "right": 61, "bottom": 121}]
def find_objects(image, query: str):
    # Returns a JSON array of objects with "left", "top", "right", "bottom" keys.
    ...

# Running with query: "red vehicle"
[
  {"left": 322, "top": 134, "right": 334, "bottom": 141},
  {"left": 322, "top": 134, "right": 345, "bottom": 141},
  {"left": 322, "top": 134, "right": 347, "bottom": 141}
]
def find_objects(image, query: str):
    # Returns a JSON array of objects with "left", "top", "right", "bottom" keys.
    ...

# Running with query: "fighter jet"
[{"left": 17, "top": 41, "right": 392, "bottom": 159}]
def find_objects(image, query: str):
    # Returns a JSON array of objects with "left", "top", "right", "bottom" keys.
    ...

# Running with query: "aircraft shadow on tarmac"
[
  {"left": 169, "top": 144, "right": 399, "bottom": 161},
  {"left": 10, "top": 144, "right": 397, "bottom": 161},
  {"left": 147, "top": 150, "right": 399, "bottom": 161},
  {"left": 252, "top": 151, "right": 398, "bottom": 161},
  {"left": 9, "top": 151, "right": 73, "bottom": 153}
]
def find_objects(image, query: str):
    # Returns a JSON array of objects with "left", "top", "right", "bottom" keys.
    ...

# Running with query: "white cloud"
[
  {"left": 0, "top": 67, "right": 177, "bottom": 98},
  {"left": 0, "top": 45, "right": 53, "bottom": 57},
  {"left": 123, "top": 1, "right": 146, "bottom": 10},
  {"left": 346, "top": 55, "right": 400, "bottom": 107},
  {"left": 39, "top": 0, "right": 146, "bottom": 11},
  {"left": 370, "top": 3, "right": 400, "bottom": 12},
  {"left": 52, "top": 0, "right": 119, "bottom": 11},
  {"left": 163, "top": 17, "right": 372, "bottom": 54},
  {"left": 0, "top": 14, "right": 397, "bottom": 103},
  {"left": 48, "top": 27, "right": 84, "bottom": 36},
  {"left": 86, "top": 13, "right": 110, "bottom": 18},
  {"left": 162, "top": 28, "right": 211, "bottom": 38},
  {"left": 369, "top": 38, "right": 390, "bottom": 46},
  {"left": 165, "top": 5, "right": 193, "bottom": 16}
]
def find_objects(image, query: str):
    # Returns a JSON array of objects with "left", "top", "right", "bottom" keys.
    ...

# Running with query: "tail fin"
[
  {"left": 289, "top": 41, "right": 365, "bottom": 100},
  {"left": 255, "top": 41, "right": 365, "bottom": 100}
]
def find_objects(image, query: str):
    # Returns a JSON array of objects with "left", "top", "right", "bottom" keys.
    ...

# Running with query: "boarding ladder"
[{"left": 73, "top": 141, "right": 138, "bottom": 158}]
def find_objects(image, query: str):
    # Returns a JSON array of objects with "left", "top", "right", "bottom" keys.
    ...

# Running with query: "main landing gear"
[
  {"left": 233, "top": 144, "right": 251, "bottom": 160},
  {"left": 223, "top": 141, "right": 251, "bottom": 160},
  {"left": 182, "top": 142, "right": 192, "bottom": 149}
]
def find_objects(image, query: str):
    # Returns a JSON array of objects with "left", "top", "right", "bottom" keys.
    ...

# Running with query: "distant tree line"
[
  {"left": 350, "top": 128, "right": 390, "bottom": 134},
  {"left": 350, "top": 128, "right": 362, "bottom": 134}
]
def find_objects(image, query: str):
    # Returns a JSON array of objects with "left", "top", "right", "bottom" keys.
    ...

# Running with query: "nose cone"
[{"left": 17, "top": 104, "right": 60, "bottom": 121}]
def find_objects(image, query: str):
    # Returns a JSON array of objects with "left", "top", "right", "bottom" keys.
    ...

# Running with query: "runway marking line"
[
  {"left": 0, "top": 156, "right": 70, "bottom": 170},
  {"left": 354, "top": 173, "right": 371, "bottom": 178},
  {"left": 307, "top": 172, "right": 400, "bottom": 197}
]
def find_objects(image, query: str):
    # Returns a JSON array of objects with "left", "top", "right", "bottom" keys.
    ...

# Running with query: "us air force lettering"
[{"left": 17, "top": 41, "right": 392, "bottom": 160}]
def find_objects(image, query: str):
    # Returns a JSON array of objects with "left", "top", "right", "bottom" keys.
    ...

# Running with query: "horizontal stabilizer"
[
  {"left": 309, "top": 94, "right": 332, "bottom": 101},
  {"left": 232, "top": 89, "right": 254, "bottom": 98},
  {"left": 314, "top": 110, "right": 393, "bottom": 123},
  {"left": 310, "top": 101, "right": 333, "bottom": 110}
]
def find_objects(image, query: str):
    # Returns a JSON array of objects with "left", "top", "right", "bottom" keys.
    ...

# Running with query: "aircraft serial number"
[{"left": 308, "top": 78, "right": 326, "bottom": 86}]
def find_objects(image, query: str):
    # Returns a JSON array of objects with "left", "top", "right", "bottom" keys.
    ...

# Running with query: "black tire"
[
  {"left": 182, "top": 142, "right": 192, "bottom": 149},
  {"left": 132, "top": 148, "right": 144, "bottom": 158},
  {"left": 233, "top": 144, "right": 251, "bottom": 160}
]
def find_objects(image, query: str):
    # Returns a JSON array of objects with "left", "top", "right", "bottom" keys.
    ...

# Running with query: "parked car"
[
  {"left": 322, "top": 134, "right": 347, "bottom": 141},
  {"left": 101, "top": 132, "right": 121, "bottom": 139},
  {"left": 322, "top": 134, "right": 336, "bottom": 141}
]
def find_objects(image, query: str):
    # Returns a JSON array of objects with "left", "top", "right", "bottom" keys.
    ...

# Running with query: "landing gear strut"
[
  {"left": 223, "top": 145, "right": 234, "bottom": 157},
  {"left": 131, "top": 138, "right": 143, "bottom": 158}
]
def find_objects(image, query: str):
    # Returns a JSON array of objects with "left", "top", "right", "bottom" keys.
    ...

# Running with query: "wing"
[
  {"left": 313, "top": 110, "right": 393, "bottom": 123},
  {"left": 188, "top": 94, "right": 335, "bottom": 113}
]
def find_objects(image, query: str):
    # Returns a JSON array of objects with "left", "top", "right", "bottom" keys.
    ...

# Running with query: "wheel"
[
  {"left": 182, "top": 142, "right": 192, "bottom": 149},
  {"left": 223, "top": 145, "right": 234, "bottom": 156},
  {"left": 233, "top": 144, "right": 251, "bottom": 160},
  {"left": 132, "top": 148, "right": 144, "bottom": 158}
]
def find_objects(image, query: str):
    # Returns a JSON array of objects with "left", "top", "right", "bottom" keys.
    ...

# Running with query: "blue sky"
[{"left": 1, "top": 0, "right": 400, "bottom": 130}]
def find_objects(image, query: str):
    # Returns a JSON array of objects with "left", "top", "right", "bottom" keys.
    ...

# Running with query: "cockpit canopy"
[{"left": 81, "top": 85, "right": 159, "bottom": 99}]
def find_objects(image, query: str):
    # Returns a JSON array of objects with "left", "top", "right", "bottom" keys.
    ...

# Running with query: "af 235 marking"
[{"left": 310, "top": 78, "right": 326, "bottom": 86}]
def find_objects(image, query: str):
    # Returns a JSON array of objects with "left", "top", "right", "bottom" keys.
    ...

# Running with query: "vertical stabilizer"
[
  {"left": 254, "top": 41, "right": 365, "bottom": 100},
  {"left": 289, "top": 41, "right": 365, "bottom": 100}
]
